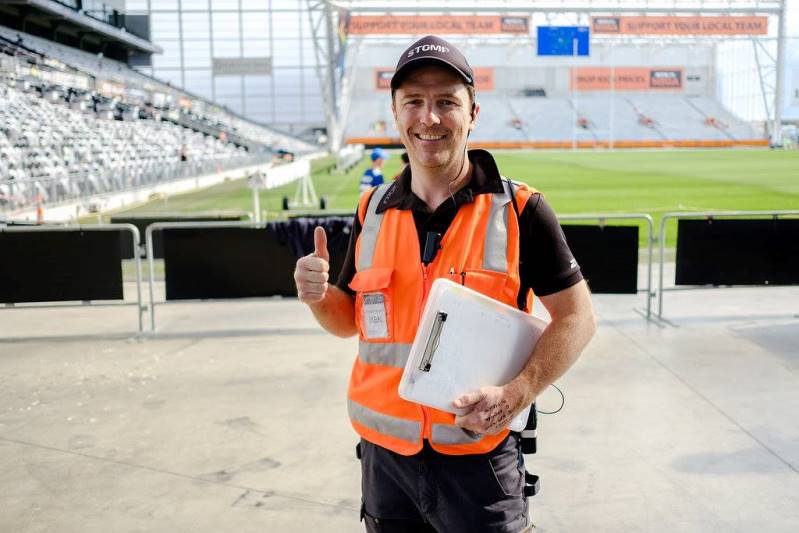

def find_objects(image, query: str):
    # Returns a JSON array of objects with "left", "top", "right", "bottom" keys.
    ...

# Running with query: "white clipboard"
[{"left": 398, "top": 278, "right": 547, "bottom": 432}]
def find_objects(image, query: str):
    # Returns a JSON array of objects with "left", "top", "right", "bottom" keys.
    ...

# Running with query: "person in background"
[{"left": 359, "top": 147, "right": 388, "bottom": 192}]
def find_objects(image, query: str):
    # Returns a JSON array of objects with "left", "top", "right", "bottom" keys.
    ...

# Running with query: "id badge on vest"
[{"left": 362, "top": 293, "right": 389, "bottom": 339}]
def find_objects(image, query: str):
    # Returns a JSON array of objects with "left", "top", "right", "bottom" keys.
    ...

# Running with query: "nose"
[{"left": 420, "top": 103, "right": 440, "bottom": 127}]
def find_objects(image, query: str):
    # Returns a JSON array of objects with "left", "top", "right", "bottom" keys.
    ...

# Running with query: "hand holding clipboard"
[{"left": 398, "top": 278, "right": 547, "bottom": 433}]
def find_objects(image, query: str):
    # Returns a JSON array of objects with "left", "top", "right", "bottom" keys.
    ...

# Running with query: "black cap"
[{"left": 390, "top": 35, "right": 474, "bottom": 91}]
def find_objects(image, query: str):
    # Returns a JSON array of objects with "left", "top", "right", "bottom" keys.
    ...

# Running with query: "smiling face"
[{"left": 391, "top": 65, "right": 478, "bottom": 173}]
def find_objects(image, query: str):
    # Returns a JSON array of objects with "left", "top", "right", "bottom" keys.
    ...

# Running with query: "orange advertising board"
[
  {"left": 473, "top": 67, "right": 494, "bottom": 92},
  {"left": 570, "top": 67, "right": 684, "bottom": 91},
  {"left": 375, "top": 67, "right": 494, "bottom": 92},
  {"left": 349, "top": 15, "right": 528, "bottom": 35},
  {"left": 591, "top": 16, "right": 767, "bottom": 35},
  {"left": 375, "top": 69, "right": 394, "bottom": 90}
]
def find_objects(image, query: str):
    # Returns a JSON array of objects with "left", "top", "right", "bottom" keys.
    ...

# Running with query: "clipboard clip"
[{"left": 419, "top": 311, "right": 447, "bottom": 372}]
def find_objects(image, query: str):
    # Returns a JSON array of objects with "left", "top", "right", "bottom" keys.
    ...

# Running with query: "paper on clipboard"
[{"left": 398, "top": 278, "right": 548, "bottom": 432}]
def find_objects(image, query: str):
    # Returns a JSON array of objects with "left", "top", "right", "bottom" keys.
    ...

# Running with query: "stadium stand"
[
  {"left": 683, "top": 96, "right": 758, "bottom": 141},
  {"left": 344, "top": 43, "right": 761, "bottom": 147},
  {"left": 0, "top": 26, "right": 316, "bottom": 155},
  {"left": 346, "top": 92, "right": 759, "bottom": 146},
  {"left": 0, "top": 24, "right": 318, "bottom": 213},
  {"left": 470, "top": 96, "right": 528, "bottom": 142},
  {"left": 0, "top": 78, "right": 244, "bottom": 210},
  {"left": 508, "top": 97, "right": 593, "bottom": 142}
]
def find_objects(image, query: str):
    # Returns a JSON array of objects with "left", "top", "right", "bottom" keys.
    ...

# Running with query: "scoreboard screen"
[{"left": 537, "top": 26, "right": 590, "bottom": 56}]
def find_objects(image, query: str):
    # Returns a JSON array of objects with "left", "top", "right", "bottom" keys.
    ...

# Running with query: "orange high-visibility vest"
[{"left": 347, "top": 178, "right": 536, "bottom": 456}]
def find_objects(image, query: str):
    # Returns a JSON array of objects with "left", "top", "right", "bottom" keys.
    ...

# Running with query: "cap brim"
[{"left": 390, "top": 56, "right": 473, "bottom": 91}]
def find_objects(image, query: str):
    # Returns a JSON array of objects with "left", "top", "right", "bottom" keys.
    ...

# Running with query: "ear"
[{"left": 469, "top": 101, "right": 479, "bottom": 131}]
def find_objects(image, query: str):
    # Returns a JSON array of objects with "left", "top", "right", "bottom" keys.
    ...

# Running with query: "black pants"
[{"left": 359, "top": 434, "right": 530, "bottom": 533}]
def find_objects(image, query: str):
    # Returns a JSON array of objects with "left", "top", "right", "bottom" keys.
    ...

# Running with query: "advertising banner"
[
  {"left": 212, "top": 57, "right": 272, "bottom": 76},
  {"left": 591, "top": 16, "right": 767, "bottom": 35},
  {"left": 375, "top": 69, "right": 394, "bottom": 90},
  {"left": 349, "top": 15, "right": 528, "bottom": 35},
  {"left": 570, "top": 67, "right": 684, "bottom": 91},
  {"left": 23, "top": 67, "right": 92, "bottom": 91},
  {"left": 98, "top": 80, "right": 125, "bottom": 97},
  {"left": 473, "top": 67, "right": 494, "bottom": 92}
]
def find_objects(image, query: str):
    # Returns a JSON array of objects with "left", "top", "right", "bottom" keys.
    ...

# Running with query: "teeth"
[{"left": 418, "top": 134, "right": 445, "bottom": 140}]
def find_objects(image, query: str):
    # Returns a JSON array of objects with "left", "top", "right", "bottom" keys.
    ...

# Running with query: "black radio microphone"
[{"left": 422, "top": 231, "right": 442, "bottom": 265}]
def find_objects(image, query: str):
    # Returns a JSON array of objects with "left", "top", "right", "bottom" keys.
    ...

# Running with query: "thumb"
[
  {"left": 313, "top": 226, "right": 329, "bottom": 261},
  {"left": 453, "top": 390, "right": 485, "bottom": 410}
]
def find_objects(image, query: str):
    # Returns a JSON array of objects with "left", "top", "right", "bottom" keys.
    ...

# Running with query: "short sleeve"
[{"left": 519, "top": 193, "right": 583, "bottom": 296}]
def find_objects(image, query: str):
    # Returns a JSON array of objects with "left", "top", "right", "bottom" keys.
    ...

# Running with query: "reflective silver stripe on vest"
[
  {"left": 431, "top": 423, "right": 483, "bottom": 445},
  {"left": 359, "top": 341, "right": 412, "bottom": 368},
  {"left": 357, "top": 183, "right": 392, "bottom": 271},
  {"left": 483, "top": 179, "right": 513, "bottom": 272},
  {"left": 348, "top": 398, "right": 421, "bottom": 443}
]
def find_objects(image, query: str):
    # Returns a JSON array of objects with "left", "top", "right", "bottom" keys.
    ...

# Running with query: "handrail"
[
  {"left": 0, "top": 223, "right": 144, "bottom": 331},
  {"left": 0, "top": 155, "right": 273, "bottom": 212},
  {"left": 657, "top": 210, "right": 799, "bottom": 318},
  {"left": 145, "top": 220, "right": 270, "bottom": 331},
  {"left": 558, "top": 213, "right": 655, "bottom": 318}
]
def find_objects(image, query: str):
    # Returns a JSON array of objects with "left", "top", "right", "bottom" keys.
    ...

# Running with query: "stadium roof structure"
[
  {"left": 0, "top": 0, "right": 161, "bottom": 57},
  {"left": 330, "top": 0, "right": 782, "bottom": 15},
  {"left": 306, "top": 0, "right": 788, "bottom": 149}
]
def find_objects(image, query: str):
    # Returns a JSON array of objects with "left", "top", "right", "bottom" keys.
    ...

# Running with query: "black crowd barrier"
[
  {"left": 0, "top": 229, "right": 123, "bottom": 303},
  {"left": 111, "top": 213, "right": 249, "bottom": 259},
  {"left": 676, "top": 218, "right": 799, "bottom": 286},
  {"left": 163, "top": 227, "right": 297, "bottom": 300},
  {"left": 156, "top": 217, "right": 640, "bottom": 302},
  {"left": 561, "top": 225, "right": 640, "bottom": 294},
  {"left": 159, "top": 216, "right": 353, "bottom": 301}
]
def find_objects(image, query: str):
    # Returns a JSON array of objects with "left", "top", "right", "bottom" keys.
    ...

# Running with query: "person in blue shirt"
[{"left": 359, "top": 148, "right": 389, "bottom": 192}]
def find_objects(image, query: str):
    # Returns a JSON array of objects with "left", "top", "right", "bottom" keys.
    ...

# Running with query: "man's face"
[{"left": 392, "top": 66, "right": 477, "bottom": 171}]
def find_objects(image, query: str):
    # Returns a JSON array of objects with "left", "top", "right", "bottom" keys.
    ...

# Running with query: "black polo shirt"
[{"left": 335, "top": 149, "right": 582, "bottom": 300}]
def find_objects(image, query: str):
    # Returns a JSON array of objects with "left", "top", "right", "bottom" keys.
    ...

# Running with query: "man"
[
  {"left": 359, "top": 147, "right": 388, "bottom": 192},
  {"left": 294, "top": 35, "right": 596, "bottom": 533}
]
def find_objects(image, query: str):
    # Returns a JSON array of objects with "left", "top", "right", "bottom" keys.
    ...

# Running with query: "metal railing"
[
  {"left": 0, "top": 154, "right": 273, "bottom": 212},
  {"left": 146, "top": 215, "right": 656, "bottom": 331},
  {"left": 558, "top": 214, "right": 655, "bottom": 318},
  {"left": 0, "top": 223, "right": 144, "bottom": 332},
  {"left": 657, "top": 210, "right": 799, "bottom": 318},
  {"left": 145, "top": 220, "right": 270, "bottom": 331}
]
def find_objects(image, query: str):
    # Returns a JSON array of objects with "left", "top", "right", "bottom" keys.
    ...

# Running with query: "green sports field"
[{"left": 113, "top": 149, "right": 799, "bottom": 247}]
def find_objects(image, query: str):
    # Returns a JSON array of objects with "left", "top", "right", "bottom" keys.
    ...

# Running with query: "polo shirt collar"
[{"left": 375, "top": 149, "right": 505, "bottom": 214}]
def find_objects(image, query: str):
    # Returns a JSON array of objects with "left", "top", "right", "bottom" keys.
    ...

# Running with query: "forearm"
[
  {"left": 452, "top": 281, "right": 596, "bottom": 434},
  {"left": 509, "top": 306, "right": 596, "bottom": 406},
  {"left": 307, "top": 285, "right": 357, "bottom": 338}
]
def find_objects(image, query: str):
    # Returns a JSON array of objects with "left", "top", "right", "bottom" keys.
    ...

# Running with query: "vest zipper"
[{"left": 420, "top": 262, "right": 432, "bottom": 441}]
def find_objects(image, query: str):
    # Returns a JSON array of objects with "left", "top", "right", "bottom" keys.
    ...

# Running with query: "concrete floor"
[{"left": 1, "top": 282, "right": 798, "bottom": 532}]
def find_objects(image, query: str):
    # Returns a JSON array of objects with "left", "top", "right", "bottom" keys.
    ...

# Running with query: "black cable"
[
  {"left": 535, "top": 383, "right": 565, "bottom": 415},
  {"left": 447, "top": 141, "right": 469, "bottom": 206}
]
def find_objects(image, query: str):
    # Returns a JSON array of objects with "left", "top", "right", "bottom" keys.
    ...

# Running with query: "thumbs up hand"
[
  {"left": 313, "top": 225, "right": 329, "bottom": 262},
  {"left": 294, "top": 226, "right": 330, "bottom": 304}
]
